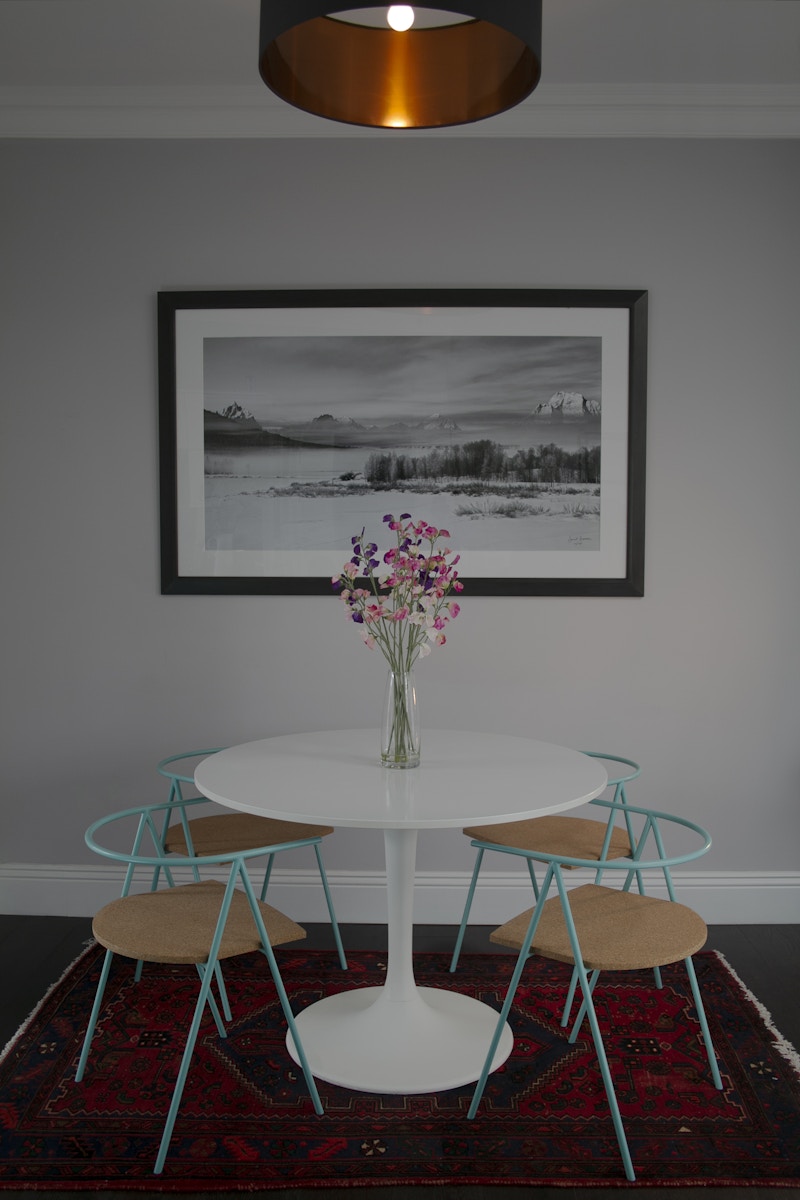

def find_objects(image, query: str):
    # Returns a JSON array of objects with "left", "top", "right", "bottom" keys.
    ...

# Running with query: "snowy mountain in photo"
[
  {"left": 310, "top": 413, "right": 367, "bottom": 429},
  {"left": 532, "top": 391, "right": 601, "bottom": 417},
  {"left": 423, "top": 414, "right": 461, "bottom": 431},
  {"left": 214, "top": 403, "right": 261, "bottom": 429}
]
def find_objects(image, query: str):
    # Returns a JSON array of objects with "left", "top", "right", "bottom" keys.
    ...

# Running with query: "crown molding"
[{"left": 0, "top": 83, "right": 798, "bottom": 140}]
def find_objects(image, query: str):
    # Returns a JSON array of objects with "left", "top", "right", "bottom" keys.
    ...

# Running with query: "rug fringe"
[
  {"left": 0, "top": 937, "right": 97, "bottom": 1063},
  {"left": 712, "top": 948, "right": 800, "bottom": 1078}
]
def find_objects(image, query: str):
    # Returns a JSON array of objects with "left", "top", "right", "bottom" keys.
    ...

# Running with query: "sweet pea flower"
[{"left": 332, "top": 514, "right": 462, "bottom": 672}]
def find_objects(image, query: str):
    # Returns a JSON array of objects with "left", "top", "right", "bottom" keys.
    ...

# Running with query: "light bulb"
[{"left": 387, "top": 6, "right": 415, "bottom": 32}]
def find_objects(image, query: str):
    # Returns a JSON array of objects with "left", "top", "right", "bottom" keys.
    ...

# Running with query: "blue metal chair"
[
  {"left": 157, "top": 750, "right": 347, "bottom": 971},
  {"left": 465, "top": 797, "right": 723, "bottom": 1182},
  {"left": 450, "top": 752, "right": 641, "bottom": 994},
  {"left": 75, "top": 796, "right": 324, "bottom": 1175}
]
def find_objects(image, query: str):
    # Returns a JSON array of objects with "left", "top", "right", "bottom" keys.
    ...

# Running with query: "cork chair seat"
[
  {"left": 491, "top": 883, "right": 709, "bottom": 972},
  {"left": 466, "top": 798, "right": 723, "bottom": 1183},
  {"left": 462, "top": 812, "right": 633, "bottom": 862},
  {"left": 158, "top": 750, "right": 346, "bottom": 970},
  {"left": 75, "top": 796, "right": 323, "bottom": 1176},
  {"left": 163, "top": 811, "right": 334, "bottom": 857},
  {"left": 450, "top": 753, "right": 640, "bottom": 989},
  {"left": 93, "top": 878, "right": 306, "bottom": 964}
]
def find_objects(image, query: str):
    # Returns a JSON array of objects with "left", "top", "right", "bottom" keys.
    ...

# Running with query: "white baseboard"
[{"left": 1, "top": 863, "right": 798, "bottom": 925}]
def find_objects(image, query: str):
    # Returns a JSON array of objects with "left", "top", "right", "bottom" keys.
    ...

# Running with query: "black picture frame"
[{"left": 158, "top": 288, "right": 647, "bottom": 596}]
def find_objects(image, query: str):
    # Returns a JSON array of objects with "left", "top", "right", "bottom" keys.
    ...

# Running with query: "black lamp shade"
[{"left": 259, "top": 2, "right": 542, "bottom": 129}]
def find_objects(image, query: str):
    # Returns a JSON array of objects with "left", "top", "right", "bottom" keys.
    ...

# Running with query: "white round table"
[{"left": 194, "top": 729, "right": 607, "bottom": 1095}]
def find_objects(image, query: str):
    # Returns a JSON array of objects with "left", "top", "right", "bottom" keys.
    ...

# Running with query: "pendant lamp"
[{"left": 259, "top": 3, "right": 542, "bottom": 130}]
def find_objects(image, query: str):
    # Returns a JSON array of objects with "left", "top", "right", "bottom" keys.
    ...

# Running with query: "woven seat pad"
[
  {"left": 464, "top": 815, "right": 632, "bottom": 865},
  {"left": 163, "top": 811, "right": 334, "bottom": 856},
  {"left": 490, "top": 883, "right": 708, "bottom": 971},
  {"left": 92, "top": 880, "right": 306, "bottom": 964}
]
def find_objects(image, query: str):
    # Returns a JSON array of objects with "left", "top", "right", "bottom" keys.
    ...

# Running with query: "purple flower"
[{"left": 334, "top": 515, "right": 463, "bottom": 668}]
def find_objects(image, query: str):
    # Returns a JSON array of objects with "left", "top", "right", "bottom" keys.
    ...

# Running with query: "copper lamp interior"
[{"left": 259, "top": 3, "right": 542, "bottom": 129}]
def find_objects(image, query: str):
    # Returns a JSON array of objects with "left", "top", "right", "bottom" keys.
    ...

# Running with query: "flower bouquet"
[{"left": 332, "top": 513, "right": 463, "bottom": 767}]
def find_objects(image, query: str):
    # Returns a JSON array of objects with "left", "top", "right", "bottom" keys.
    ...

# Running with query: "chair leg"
[
  {"left": 260, "top": 940, "right": 323, "bottom": 1116},
  {"left": 75, "top": 947, "right": 114, "bottom": 1082},
  {"left": 258, "top": 853, "right": 275, "bottom": 902},
  {"left": 196, "top": 964, "right": 228, "bottom": 1037},
  {"left": 566, "top": 968, "right": 600, "bottom": 1041},
  {"left": 313, "top": 843, "right": 348, "bottom": 970},
  {"left": 467, "top": 938, "right": 531, "bottom": 1119},
  {"left": 239, "top": 869, "right": 323, "bottom": 1117},
  {"left": 213, "top": 963, "right": 233, "bottom": 1022},
  {"left": 153, "top": 871, "right": 249, "bottom": 1174},
  {"left": 551, "top": 873, "right": 636, "bottom": 1181},
  {"left": 450, "top": 847, "right": 484, "bottom": 972},
  {"left": 467, "top": 865, "right": 555, "bottom": 1118},
  {"left": 683, "top": 956, "right": 723, "bottom": 1089},
  {"left": 570, "top": 958, "right": 636, "bottom": 1182},
  {"left": 560, "top": 964, "right": 581, "bottom": 1027},
  {"left": 154, "top": 957, "right": 222, "bottom": 1174},
  {"left": 526, "top": 857, "right": 541, "bottom": 901}
]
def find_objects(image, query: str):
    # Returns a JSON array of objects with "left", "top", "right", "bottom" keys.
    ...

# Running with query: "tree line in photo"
[{"left": 364, "top": 440, "right": 601, "bottom": 486}]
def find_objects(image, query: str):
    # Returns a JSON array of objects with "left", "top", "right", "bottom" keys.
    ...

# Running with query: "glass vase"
[{"left": 381, "top": 669, "right": 420, "bottom": 769}]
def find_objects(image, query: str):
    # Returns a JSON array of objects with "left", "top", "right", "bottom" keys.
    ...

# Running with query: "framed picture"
[{"left": 158, "top": 288, "right": 647, "bottom": 597}]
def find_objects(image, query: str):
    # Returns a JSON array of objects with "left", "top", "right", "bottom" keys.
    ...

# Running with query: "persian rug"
[{"left": 1, "top": 945, "right": 799, "bottom": 1190}]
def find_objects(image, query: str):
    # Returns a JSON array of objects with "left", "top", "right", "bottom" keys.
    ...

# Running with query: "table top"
[{"left": 194, "top": 729, "right": 608, "bottom": 830}]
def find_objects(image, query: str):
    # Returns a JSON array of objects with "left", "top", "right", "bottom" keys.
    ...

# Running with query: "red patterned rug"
[{"left": 1, "top": 945, "right": 799, "bottom": 1190}]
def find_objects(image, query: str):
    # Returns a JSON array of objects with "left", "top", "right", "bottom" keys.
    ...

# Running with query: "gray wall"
[{"left": 1, "top": 138, "right": 799, "bottom": 911}]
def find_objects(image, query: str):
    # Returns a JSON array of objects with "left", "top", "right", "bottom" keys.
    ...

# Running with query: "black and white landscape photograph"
[
  {"left": 202, "top": 332, "right": 604, "bottom": 559},
  {"left": 161, "top": 292, "right": 644, "bottom": 591}
]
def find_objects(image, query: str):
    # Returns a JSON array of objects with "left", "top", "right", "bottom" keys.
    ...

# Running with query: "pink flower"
[{"left": 332, "top": 515, "right": 462, "bottom": 670}]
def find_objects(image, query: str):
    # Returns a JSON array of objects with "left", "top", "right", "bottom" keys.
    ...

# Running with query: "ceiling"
[{"left": 1, "top": 0, "right": 799, "bottom": 138}]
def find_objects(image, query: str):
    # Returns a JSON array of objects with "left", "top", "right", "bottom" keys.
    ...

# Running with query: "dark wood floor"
[{"left": 1, "top": 916, "right": 798, "bottom": 1200}]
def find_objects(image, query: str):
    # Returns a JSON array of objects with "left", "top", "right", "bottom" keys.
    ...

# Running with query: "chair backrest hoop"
[
  {"left": 157, "top": 748, "right": 225, "bottom": 785},
  {"left": 470, "top": 798, "right": 711, "bottom": 873},
  {"left": 580, "top": 751, "right": 641, "bottom": 786},
  {"left": 85, "top": 797, "right": 319, "bottom": 869}
]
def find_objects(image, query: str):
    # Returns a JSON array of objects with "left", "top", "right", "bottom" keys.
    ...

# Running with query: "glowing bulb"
[{"left": 387, "top": 6, "right": 415, "bottom": 32}]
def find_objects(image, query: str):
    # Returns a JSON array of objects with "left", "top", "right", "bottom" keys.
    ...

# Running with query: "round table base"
[{"left": 286, "top": 984, "right": 513, "bottom": 1094}]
